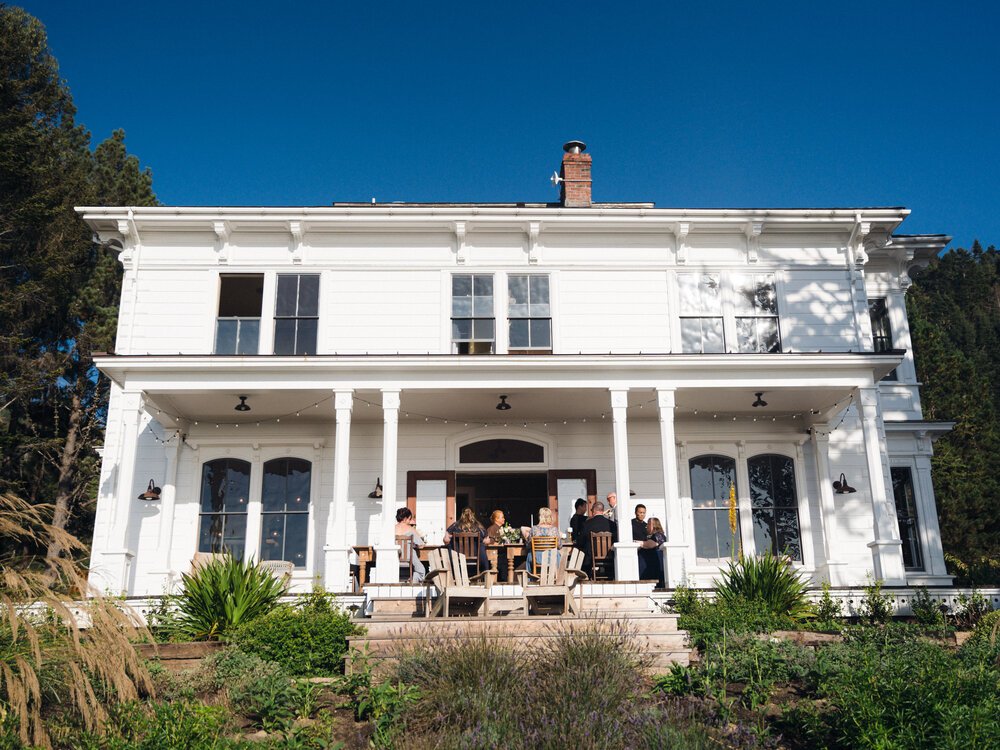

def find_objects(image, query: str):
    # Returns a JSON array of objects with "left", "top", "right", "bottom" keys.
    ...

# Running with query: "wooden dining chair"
[
  {"left": 452, "top": 532, "right": 482, "bottom": 576},
  {"left": 529, "top": 535, "right": 558, "bottom": 575},
  {"left": 589, "top": 531, "right": 614, "bottom": 581},
  {"left": 396, "top": 535, "right": 414, "bottom": 582}
]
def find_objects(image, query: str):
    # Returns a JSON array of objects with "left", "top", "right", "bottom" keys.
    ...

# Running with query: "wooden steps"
[{"left": 347, "top": 612, "right": 692, "bottom": 674}]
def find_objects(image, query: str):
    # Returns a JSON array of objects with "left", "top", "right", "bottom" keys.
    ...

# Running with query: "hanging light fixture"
[
  {"left": 368, "top": 478, "right": 383, "bottom": 499},
  {"left": 496, "top": 395, "right": 511, "bottom": 411},
  {"left": 138, "top": 479, "right": 161, "bottom": 501},
  {"left": 234, "top": 396, "right": 251, "bottom": 412},
  {"left": 752, "top": 392, "right": 768, "bottom": 408},
  {"left": 832, "top": 473, "right": 857, "bottom": 494}
]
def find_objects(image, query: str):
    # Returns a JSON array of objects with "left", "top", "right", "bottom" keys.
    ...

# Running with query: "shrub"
[
  {"left": 173, "top": 556, "right": 286, "bottom": 640},
  {"left": 679, "top": 595, "right": 796, "bottom": 651},
  {"left": 858, "top": 576, "right": 893, "bottom": 625},
  {"left": 72, "top": 700, "right": 236, "bottom": 749},
  {"left": 955, "top": 588, "right": 992, "bottom": 630},
  {"left": 813, "top": 581, "right": 842, "bottom": 628},
  {"left": 229, "top": 589, "right": 361, "bottom": 676},
  {"left": 911, "top": 585, "right": 947, "bottom": 628},
  {"left": 970, "top": 609, "right": 1000, "bottom": 645},
  {"left": 714, "top": 552, "right": 813, "bottom": 622}
]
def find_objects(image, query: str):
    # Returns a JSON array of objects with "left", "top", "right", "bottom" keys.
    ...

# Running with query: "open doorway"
[{"left": 455, "top": 472, "right": 548, "bottom": 529}]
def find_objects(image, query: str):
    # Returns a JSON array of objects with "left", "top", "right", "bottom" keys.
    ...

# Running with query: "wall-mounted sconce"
[
  {"left": 368, "top": 478, "right": 383, "bottom": 499},
  {"left": 234, "top": 396, "right": 251, "bottom": 412},
  {"left": 496, "top": 395, "right": 511, "bottom": 411},
  {"left": 138, "top": 479, "right": 162, "bottom": 501},
  {"left": 832, "top": 473, "right": 857, "bottom": 494}
]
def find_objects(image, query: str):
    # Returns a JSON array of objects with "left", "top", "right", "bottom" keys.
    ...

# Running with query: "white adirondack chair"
[
  {"left": 518, "top": 547, "right": 588, "bottom": 616},
  {"left": 423, "top": 548, "right": 495, "bottom": 617}
]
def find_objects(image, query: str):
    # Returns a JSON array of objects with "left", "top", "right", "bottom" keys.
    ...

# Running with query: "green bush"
[
  {"left": 678, "top": 595, "right": 795, "bottom": 650},
  {"left": 813, "top": 581, "right": 842, "bottom": 628},
  {"left": 174, "top": 556, "right": 286, "bottom": 640},
  {"left": 955, "top": 588, "right": 992, "bottom": 629},
  {"left": 229, "top": 589, "right": 361, "bottom": 676},
  {"left": 970, "top": 608, "right": 1000, "bottom": 644},
  {"left": 910, "top": 585, "right": 947, "bottom": 628},
  {"left": 714, "top": 552, "right": 813, "bottom": 622},
  {"left": 858, "top": 576, "right": 893, "bottom": 625},
  {"left": 70, "top": 700, "right": 238, "bottom": 749}
]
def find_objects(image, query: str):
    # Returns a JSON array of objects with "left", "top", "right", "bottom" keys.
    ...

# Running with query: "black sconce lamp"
[
  {"left": 496, "top": 395, "right": 511, "bottom": 411},
  {"left": 752, "top": 392, "right": 767, "bottom": 408},
  {"left": 234, "top": 396, "right": 251, "bottom": 412},
  {"left": 832, "top": 473, "right": 857, "bottom": 494},
  {"left": 138, "top": 479, "right": 162, "bottom": 501},
  {"left": 368, "top": 478, "right": 383, "bottom": 499}
]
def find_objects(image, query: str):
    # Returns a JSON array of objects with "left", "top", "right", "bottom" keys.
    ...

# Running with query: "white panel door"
[
  {"left": 556, "top": 477, "right": 588, "bottom": 540},
  {"left": 416, "top": 479, "right": 448, "bottom": 546}
]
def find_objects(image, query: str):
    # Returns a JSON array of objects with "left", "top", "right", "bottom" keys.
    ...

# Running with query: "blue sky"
[{"left": 21, "top": 1, "right": 1000, "bottom": 250}]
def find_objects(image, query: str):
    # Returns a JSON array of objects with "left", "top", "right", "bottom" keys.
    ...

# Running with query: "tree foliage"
[
  {"left": 907, "top": 241, "right": 1000, "bottom": 572},
  {"left": 0, "top": 6, "right": 157, "bottom": 561}
]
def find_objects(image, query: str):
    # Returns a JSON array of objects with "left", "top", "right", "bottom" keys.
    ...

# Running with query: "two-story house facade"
[{"left": 79, "top": 142, "right": 953, "bottom": 596}]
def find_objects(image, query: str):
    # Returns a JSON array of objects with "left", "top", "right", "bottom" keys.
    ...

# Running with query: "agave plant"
[
  {"left": 174, "top": 555, "right": 287, "bottom": 640},
  {"left": 714, "top": 551, "right": 813, "bottom": 622}
]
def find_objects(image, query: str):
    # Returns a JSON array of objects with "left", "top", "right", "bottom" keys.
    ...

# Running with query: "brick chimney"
[{"left": 559, "top": 140, "right": 591, "bottom": 207}]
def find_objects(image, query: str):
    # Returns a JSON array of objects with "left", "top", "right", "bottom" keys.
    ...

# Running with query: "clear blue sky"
[{"left": 20, "top": 1, "right": 1000, "bottom": 250}]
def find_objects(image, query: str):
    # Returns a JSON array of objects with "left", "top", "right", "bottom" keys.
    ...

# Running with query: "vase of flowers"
[{"left": 496, "top": 524, "right": 522, "bottom": 544}]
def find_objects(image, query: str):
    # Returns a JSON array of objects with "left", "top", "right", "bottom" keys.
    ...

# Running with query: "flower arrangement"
[{"left": 496, "top": 524, "right": 522, "bottom": 544}]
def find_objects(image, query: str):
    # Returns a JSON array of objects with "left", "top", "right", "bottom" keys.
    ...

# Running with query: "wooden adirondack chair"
[
  {"left": 518, "top": 548, "right": 588, "bottom": 616},
  {"left": 423, "top": 548, "right": 495, "bottom": 617}
]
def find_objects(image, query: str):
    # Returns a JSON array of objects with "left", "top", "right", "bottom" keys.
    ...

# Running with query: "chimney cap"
[{"left": 563, "top": 140, "right": 587, "bottom": 154}]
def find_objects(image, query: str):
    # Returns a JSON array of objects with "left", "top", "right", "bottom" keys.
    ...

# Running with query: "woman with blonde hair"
[
  {"left": 640, "top": 517, "right": 667, "bottom": 589},
  {"left": 443, "top": 507, "right": 488, "bottom": 570},
  {"left": 521, "top": 506, "right": 560, "bottom": 571}
]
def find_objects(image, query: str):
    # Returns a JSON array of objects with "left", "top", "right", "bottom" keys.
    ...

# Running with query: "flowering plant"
[{"left": 496, "top": 524, "right": 522, "bottom": 544}]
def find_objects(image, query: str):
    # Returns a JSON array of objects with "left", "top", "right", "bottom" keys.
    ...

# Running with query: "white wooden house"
[{"left": 78, "top": 141, "right": 954, "bottom": 596}]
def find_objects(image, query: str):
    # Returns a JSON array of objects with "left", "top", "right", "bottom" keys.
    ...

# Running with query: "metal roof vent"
[{"left": 563, "top": 140, "right": 587, "bottom": 154}]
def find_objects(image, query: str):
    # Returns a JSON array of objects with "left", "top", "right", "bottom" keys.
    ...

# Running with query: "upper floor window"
[
  {"left": 734, "top": 273, "right": 780, "bottom": 353},
  {"left": 508, "top": 275, "right": 551, "bottom": 353},
  {"left": 679, "top": 274, "right": 724, "bottom": 353},
  {"left": 274, "top": 274, "right": 319, "bottom": 355},
  {"left": 891, "top": 466, "right": 923, "bottom": 570},
  {"left": 215, "top": 275, "right": 263, "bottom": 354},
  {"left": 869, "top": 297, "right": 898, "bottom": 381},
  {"left": 452, "top": 274, "right": 494, "bottom": 354}
]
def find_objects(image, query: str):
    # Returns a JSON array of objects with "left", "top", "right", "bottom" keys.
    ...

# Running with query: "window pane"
[
  {"left": 748, "top": 458, "right": 773, "bottom": 508},
  {"left": 199, "top": 514, "right": 225, "bottom": 553},
  {"left": 509, "top": 303, "right": 529, "bottom": 318},
  {"left": 275, "top": 275, "right": 298, "bottom": 317},
  {"left": 260, "top": 514, "right": 285, "bottom": 560},
  {"left": 680, "top": 319, "right": 703, "bottom": 353},
  {"left": 235, "top": 319, "right": 259, "bottom": 355},
  {"left": 221, "top": 514, "right": 246, "bottom": 560},
  {"left": 215, "top": 320, "right": 237, "bottom": 355},
  {"left": 284, "top": 513, "right": 309, "bottom": 567},
  {"left": 776, "top": 509, "right": 802, "bottom": 560},
  {"left": 756, "top": 275, "right": 777, "bottom": 314},
  {"left": 286, "top": 460, "right": 311, "bottom": 509},
  {"left": 891, "top": 467, "right": 922, "bottom": 570},
  {"left": 297, "top": 275, "right": 319, "bottom": 316},
  {"left": 473, "top": 318, "right": 494, "bottom": 340},
  {"left": 509, "top": 319, "right": 529, "bottom": 348},
  {"left": 219, "top": 275, "right": 264, "bottom": 317},
  {"left": 452, "top": 275, "right": 471, "bottom": 297},
  {"left": 452, "top": 297, "right": 472, "bottom": 317},
  {"left": 736, "top": 317, "right": 758, "bottom": 353},
  {"left": 452, "top": 319, "right": 472, "bottom": 340},
  {"left": 262, "top": 463, "right": 285, "bottom": 512},
  {"left": 273, "top": 319, "right": 296, "bottom": 355},
  {"left": 753, "top": 507, "right": 775, "bottom": 555},
  {"left": 694, "top": 511, "right": 720, "bottom": 558},
  {"left": 508, "top": 275, "right": 529, "bottom": 305},
  {"left": 529, "top": 275, "right": 549, "bottom": 304},
  {"left": 295, "top": 318, "right": 317, "bottom": 355},
  {"left": 473, "top": 275, "right": 493, "bottom": 297},
  {"left": 759, "top": 318, "right": 780, "bottom": 353},
  {"left": 530, "top": 318, "right": 551, "bottom": 348},
  {"left": 703, "top": 318, "right": 724, "bottom": 353},
  {"left": 473, "top": 295, "right": 493, "bottom": 317},
  {"left": 224, "top": 462, "right": 251, "bottom": 512}
]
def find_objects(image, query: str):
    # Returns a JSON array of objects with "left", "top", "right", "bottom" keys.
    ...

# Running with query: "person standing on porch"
[
  {"left": 570, "top": 498, "right": 588, "bottom": 549},
  {"left": 605, "top": 492, "right": 619, "bottom": 523},
  {"left": 632, "top": 504, "right": 649, "bottom": 579},
  {"left": 641, "top": 517, "right": 667, "bottom": 589}
]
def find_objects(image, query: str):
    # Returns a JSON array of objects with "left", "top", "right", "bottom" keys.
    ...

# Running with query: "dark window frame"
[
  {"left": 260, "top": 457, "right": 312, "bottom": 568},
  {"left": 746, "top": 453, "right": 802, "bottom": 561},
  {"left": 273, "top": 274, "right": 319, "bottom": 355},
  {"left": 891, "top": 466, "right": 923, "bottom": 571},
  {"left": 215, "top": 274, "right": 264, "bottom": 355},
  {"left": 198, "top": 458, "right": 251, "bottom": 558}
]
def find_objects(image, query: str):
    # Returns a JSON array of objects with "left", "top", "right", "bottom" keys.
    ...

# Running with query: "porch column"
[
  {"left": 323, "top": 390, "right": 353, "bottom": 591},
  {"left": 156, "top": 431, "right": 183, "bottom": 579},
  {"left": 610, "top": 388, "right": 640, "bottom": 581},
  {"left": 858, "top": 387, "right": 906, "bottom": 585},
  {"left": 914, "top": 453, "right": 950, "bottom": 580},
  {"left": 373, "top": 389, "right": 401, "bottom": 583},
  {"left": 810, "top": 425, "right": 849, "bottom": 585},
  {"left": 657, "top": 388, "right": 687, "bottom": 586},
  {"left": 103, "top": 389, "right": 143, "bottom": 594}
]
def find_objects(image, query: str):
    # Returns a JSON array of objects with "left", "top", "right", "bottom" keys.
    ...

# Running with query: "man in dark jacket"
[
  {"left": 570, "top": 498, "right": 589, "bottom": 550},
  {"left": 580, "top": 501, "right": 617, "bottom": 578}
]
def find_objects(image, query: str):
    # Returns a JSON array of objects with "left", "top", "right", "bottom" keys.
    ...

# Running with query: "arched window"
[
  {"left": 261, "top": 458, "right": 311, "bottom": 567},
  {"left": 198, "top": 458, "right": 251, "bottom": 559},
  {"left": 459, "top": 439, "right": 544, "bottom": 464},
  {"left": 689, "top": 454, "right": 739, "bottom": 560},
  {"left": 747, "top": 454, "right": 802, "bottom": 561}
]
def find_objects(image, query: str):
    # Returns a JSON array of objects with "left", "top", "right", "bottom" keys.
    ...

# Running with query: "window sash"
[
  {"left": 747, "top": 454, "right": 802, "bottom": 561},
  {"left": 452, "top": 274, "right": 495, "bottom": 353},
  {"left": 689, "top": 455, "right": 739, "bottom": 560},
  {"left": 215, "top": 318, "right": 260, "bottom": 355},
  {"left": 891, "top": 467, "right": 923, "bottom": 570}
]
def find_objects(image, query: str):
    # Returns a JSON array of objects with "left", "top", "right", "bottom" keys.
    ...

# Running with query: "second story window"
[
  {"left": 274, "top": 274, "right": 319, "bottom": 355},
  {"left": 679, "top": 273, "right": 724, "bottom": 353},
  {"left": 869, "top": 297, "right": 897, "bottom": 380},
  {"left": 215, "top": 274, "right": 263, "bottom": 354},
  {"left": 734, "top": 273, "right": 780, "bottom": 353},
  {"left": 508, "top": 275, "right": 551, "bottom": 353},
  {"left": 452, "top": 274, "right": 494, "bottom": 354}
]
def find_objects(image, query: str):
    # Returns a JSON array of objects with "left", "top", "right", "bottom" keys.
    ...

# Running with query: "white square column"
[
  {"left": 99, "top": 389, "right": 143, "bottom": 594},
  {"left": 811, "top": 425, "right": 849, "bottom": 585},
  {"left": 610, "top": 388, "right": 640, "bottom": 581},
  {"left": 153, "top": 432, "right": 183, "bottom": 582},
  {"left": 657, "top": 388, "right": 688, "bottom": 586},
  {"left": 859, "top": 387, "right": 906, "bottom": 585},
  {"left": 373, "top": 389, "right": 402, "bottom": 584},
  {"left": 323, "top": 390, "right": 353, "bottom": 592}
]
